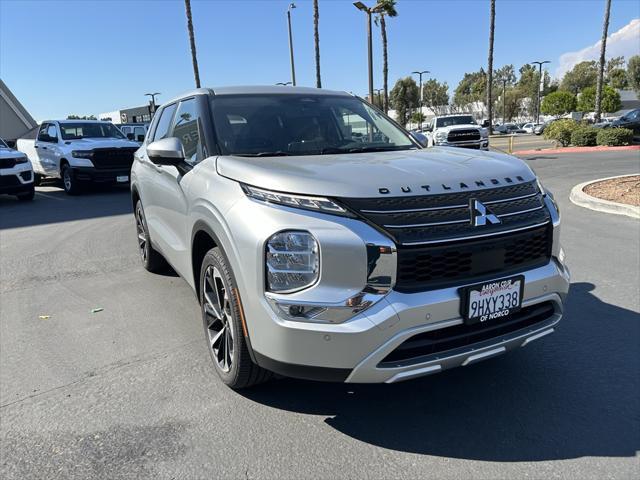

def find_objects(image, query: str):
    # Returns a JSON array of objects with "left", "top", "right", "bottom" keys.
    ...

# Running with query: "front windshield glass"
[
  {"left": 435, "top": 116, "right": 476, "bottom": 128},
  {"left": 210, "top": 94, "right": 416, "bottom": 156},
  {"left": 59, "top": 122, "right": 125, "bottom": 140}
]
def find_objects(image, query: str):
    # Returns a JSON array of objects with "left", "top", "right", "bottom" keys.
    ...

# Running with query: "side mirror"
[
  {"left": 147, "top": 137, "right": 184, "bottom": 166},
  {"left": 126, "top": 133, "right": 135, "bottom": 140},
  {"left": 424, "top": 126, "right": 432, "bottom": 132}
]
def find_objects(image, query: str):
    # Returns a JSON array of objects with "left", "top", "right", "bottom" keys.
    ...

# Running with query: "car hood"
[
  {"left": 62, "top": 138, "right": 139, "bottom": 149},
  {"left": 436, "top": 124, "right": 481, "bottom": 132},
  {"left": 217, "top": 147, "right": 536, "bottom": 198},
  {"left": 0, "top": 148, "right": 28, "bottom": 160}
]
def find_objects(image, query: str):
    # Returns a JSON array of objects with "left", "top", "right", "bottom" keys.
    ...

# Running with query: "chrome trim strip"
[
  {"left": 383, "top": 204, "right": 545, "bottom": 228},
  {"left": 521, "top": 328, "right": 555, "bottom": 347},
  {"left": 384, "top": 365, "right": 441, "bottom": 383},
  {"left": 461, "top": 346, "right": 506, "bottom": 366},
  {"left": 360, "top": 192, "right": 539, "bottom": 215},
  {"left": 400, "top": 221, "right": 550, "bottom": 246}
]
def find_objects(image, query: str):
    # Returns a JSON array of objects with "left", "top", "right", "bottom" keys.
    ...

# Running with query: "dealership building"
[
  {"left": 0, "top": 79, "right": 37, "bottom": 144},
  {"left": 98, "top": 104, "right": 154, "bottom": 125}
]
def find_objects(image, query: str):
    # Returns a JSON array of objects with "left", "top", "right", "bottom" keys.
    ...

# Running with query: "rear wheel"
[
  {"left": 135, "top": 200, "right": 167, "bottom": 273},
  {"left": 61, "top": 164, "right": 82, "bottom": 195},
  {"left": 33, "top": 173, "right": 42, "bottom": 186},
  {"left": 200, "top": 247, "right": 271, "bottom": 389}
]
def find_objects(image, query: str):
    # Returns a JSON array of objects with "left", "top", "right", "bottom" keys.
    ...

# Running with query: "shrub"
[
  {"left": 596, "top": 127, "right": 634, "bottom": 146},
  {"left": 544, "top": 119, "right": 579, "bottom": 147},
  {"left": 571, "top": 126, "right": 598, "bottom": 146},
  {"left": 541, "top": 91, "right": 577, "bottom": 117}
]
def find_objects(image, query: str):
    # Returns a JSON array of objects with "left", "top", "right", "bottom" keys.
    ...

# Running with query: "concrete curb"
[
  {"left": 569, "top": 174, "right": 640, "bottom": 219},
  {"left": 517, "top": 145, "right": 640, "bottom": 155}
]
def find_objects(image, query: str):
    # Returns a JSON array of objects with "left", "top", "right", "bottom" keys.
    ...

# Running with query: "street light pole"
[
  {"left": 353, "top": 2, "right": 375, "bottom": 106},
  {"left": 144, "top": 92, "right": 161, "bottom": 116},
  {"left": 412, "top": 70, "right": 429, "bottom": 128},
  {"left": 287, "top": 3, "right": 297, "bottom": 86},
  {"left": 531, "top": 60, "right": 550, "bottom": 124},
  {"left": 501, "top": 78, "right": 507, "bottom": 123}
]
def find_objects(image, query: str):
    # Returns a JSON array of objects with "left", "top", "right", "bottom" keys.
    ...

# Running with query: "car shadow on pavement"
[
  {"left": 0, "top": 186, "right": 132, "bottom": 229},
  {"left": 240, "top": 282, "right": 640, "bottom": 462}
]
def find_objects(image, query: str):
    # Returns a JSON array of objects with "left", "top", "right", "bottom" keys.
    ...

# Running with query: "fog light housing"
[{"left": 266, "top": 231, "right": 319, "bottom": 293}]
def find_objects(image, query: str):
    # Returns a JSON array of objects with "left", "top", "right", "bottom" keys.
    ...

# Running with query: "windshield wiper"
[{"left": 234, "top": 151, "right": 292, "bottom": 157}]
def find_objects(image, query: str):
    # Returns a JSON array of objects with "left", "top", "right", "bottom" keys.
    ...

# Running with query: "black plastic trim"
[{"left": 253, "top": 351, "right": 351, "bottom": 382}]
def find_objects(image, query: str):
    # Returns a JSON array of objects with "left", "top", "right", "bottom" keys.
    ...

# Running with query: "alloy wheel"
[
  {"left": 63, "top": 168, "right": 72, "bottom": 191},
  {"left": 203, "top": 265, "right": 235, "bottom": 373},
  {"left": 135, "top": 206, "right": 148, "bottom": 263}
]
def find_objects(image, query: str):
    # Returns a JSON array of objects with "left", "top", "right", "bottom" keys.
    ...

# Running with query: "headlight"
[
  {"left": 538, "top": 178, "right": 560, "bottom": 215},
  {"left": 15, "top": 156, "right": 29, "bottom": 164},
  {"left": 72, "top": 150, "right": 94, "bottom": 159},
  {"left": 435, "top": 131, "right": 447, "bottom": 141},
  {"left": 242, "top": 184, "right": 352, "bottom": 216},
  {"left": 480, "top": 128, "right": 489, "bottom": 138},
  {"left": 266, "top": 231, "right": 319, "bottom": 293}
]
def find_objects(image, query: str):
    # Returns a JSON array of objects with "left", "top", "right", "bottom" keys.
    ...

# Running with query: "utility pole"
[
  {"left": 595, "top": 0, "right": 611, "bottom": 123},
  {"left": 287, "top": 3, "right": 297, "bottom": 86},
  {"left": 412, "top": 70, "right": 429, "bottom": 128},
  {"left": 531, "top": 60, "right": 550, "bottom": 124},
  {"left": 501, "top": 79, "right": 507, "bottom": 123},
  {"left": 353, "top": 2, "right": 375, "bottom": 105}
]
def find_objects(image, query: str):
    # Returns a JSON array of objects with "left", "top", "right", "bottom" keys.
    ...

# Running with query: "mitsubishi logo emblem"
[{"left": 470, "top": 199, "right": 501, "bottom": 226}]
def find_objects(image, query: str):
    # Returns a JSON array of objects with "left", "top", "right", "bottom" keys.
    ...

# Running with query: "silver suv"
[{"left": 131, "top": 86, "right": 569, "bottom": 389}]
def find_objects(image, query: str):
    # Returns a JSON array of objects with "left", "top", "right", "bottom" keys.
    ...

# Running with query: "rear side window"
[
  {"left": 171, "top": 98, "right": 203, "bottom": 164},
  {"left": 152, "top": 104, "right": 177, "bottom": 142}
]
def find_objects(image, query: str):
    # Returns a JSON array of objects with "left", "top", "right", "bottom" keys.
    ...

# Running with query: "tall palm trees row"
[{"left": 183, "top": 0, "right": 397, "bottom": 111}]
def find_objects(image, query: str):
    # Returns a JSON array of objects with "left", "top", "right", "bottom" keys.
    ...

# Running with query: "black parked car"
[{"left": 609, "top": 109, "right": 640, "bottom": 134}]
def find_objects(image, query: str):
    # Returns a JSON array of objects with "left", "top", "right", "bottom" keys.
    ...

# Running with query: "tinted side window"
[
  {"left": 152, "top": 104, "right": 177, "bottom": 142},
  {"left": 37, "top": 123, "right": 49, "bottom": 141},
  {"left": 172, "top": 98, "right": 203, "bottom": 163}
]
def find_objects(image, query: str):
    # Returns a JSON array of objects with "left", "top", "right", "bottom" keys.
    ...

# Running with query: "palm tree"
[
  {"left": 374, "top": 0, "right": 397, "bottom": 113},
  {"left": 184, "top": 0, "right": 201, "bottom": 88},
  {"left": 313, "top": 0, "right": 322, "bottom": 88},
  {"left": 594, "top": 0, "right": 611, "bottom": 123},
  {"left": 486, "top": 0, "right": 495, "bottom": 133}
]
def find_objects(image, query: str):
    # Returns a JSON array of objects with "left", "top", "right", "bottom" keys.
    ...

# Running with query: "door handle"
[
  {"left": 42, "top": 146, "right": 48, "bottom": 150},
  {"left": 34, "top": 145, "right": 39, "bottom": 149}
]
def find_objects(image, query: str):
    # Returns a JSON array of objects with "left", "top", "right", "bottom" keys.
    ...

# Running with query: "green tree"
[
  {"left": 577, "top": 85, "right": 621, "bottom": 113},
  {"left": 373, "top": 0, "right": 398, "bottom": 113},
  {"left": 606, "top": 56, "right": 627, "bottom": 89},
  {"left": 627, "top": 55, "right": 640, "bottom": 95},
  {"left": 410, "top": 111, "right": 425, "bottom": 124},
  {"left": 560, "top": 61, "right": 598, "bottom": 93},
  {"left": 184, "top": 0, "right": 201, "bottom": 88},
  {"left": 67, "top": 115, "right": 97, "bottom": 120},
  {"left": 390, "top": 77, "right": 419, "bottom": 126},
  {"left": 313, "top": 0, "right": 321, "bottom": 88},
  {"left": 422, "top": 78, "right": 449, "bottom": 115},
  {"left": 518, "top": 64, "right": 551, "bottom": 117},
  {"left": 453, "top": 69, "right": 486, "bottom": 107},
  {"left": 541, "top": 90, "right": 577, "bottom": 117}
]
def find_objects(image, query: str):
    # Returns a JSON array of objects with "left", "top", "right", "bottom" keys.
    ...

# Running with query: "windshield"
[
  {"left": 59, "top": 122, "right": 125, "bottom": 140},
  {"left": 210, "top": 94, "right": 416, "bottom": 156},
  {"left": 435, "top": 116, "right": 476, "bottom": 128}
]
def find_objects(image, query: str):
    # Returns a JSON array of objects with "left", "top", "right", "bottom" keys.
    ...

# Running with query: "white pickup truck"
[
  {"left": 17, "top": 120, "right": 140, "bottom": 194},
  {"left": 425, "top": 114, "right": 489, "bottom": 150}
]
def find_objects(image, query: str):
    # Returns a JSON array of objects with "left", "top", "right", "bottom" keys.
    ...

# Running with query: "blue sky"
[{"left": 1, "top": 0, "right": 639, "bottom": 120}]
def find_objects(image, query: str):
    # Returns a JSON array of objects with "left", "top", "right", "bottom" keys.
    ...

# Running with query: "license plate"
[
  {"left": 116, "top": 175, "right": 129, "bottom": 183},
  {"left": 460, "top": 275, "right": 524, "bottom": 325}
]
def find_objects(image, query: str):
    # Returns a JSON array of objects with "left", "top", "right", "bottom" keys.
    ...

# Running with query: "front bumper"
[
  {"left": 252, "top": 259, "right": 570, "bottom": 383},
  {"left": 71, "top": 166, "right": 131, "bottom": 184},
  {"left": 0, "top": 164, "right": 34, "bottom": 195},
  {"left": 435, "top": 139, "right": 489, "bottom": 150}
]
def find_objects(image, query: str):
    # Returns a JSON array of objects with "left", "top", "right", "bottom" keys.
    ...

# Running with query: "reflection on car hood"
[
  {"left": 436, "top": 124, "right": 481, "bottom": 132},
  {"left": 0, "top": 148, "right": 28, "bottom": 160},
  {"left": 63, "top": 138, "right": 139, "bottom": 149},
  {"left": 217, "top": 147, "right": 536, "bottom": 198}
]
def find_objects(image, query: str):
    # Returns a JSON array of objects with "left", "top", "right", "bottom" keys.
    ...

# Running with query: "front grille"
[
  {"left": 396, "top": 225, "right": 551, "bottom": 292},
  {"left": 337, "top": 180, "right": 553, "bottom": 292},
  {"left": 91, "top": 148, "right": 137, "bottom": 170},
  {"left": 379, "top": 301, "right": 556, "bottom": 366},
  {"left": 0, "top": 158, "right": 17, "bottom": 169},
  {"left": 447, "top": 129, "right": 481, "bottom": 142},
  {"left": 0, "top": 175, "right": 20, "bottom": 187}
]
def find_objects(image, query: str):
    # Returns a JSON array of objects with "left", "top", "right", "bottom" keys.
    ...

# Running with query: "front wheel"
[
  {"left": 16, "top": 185, "right": 35, "bottom": 201},
  {"left": 135, "top": 200, "right": 167, "bottom": 273},
  {"left": 61, "top": 164, "right": 82, "bottom": 195},
  {"left": 200, "top": 247, "right": 271, "bottom": 389}
]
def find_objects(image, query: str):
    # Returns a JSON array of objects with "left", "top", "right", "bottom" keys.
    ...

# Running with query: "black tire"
[
  {"left": 200, "top": 247, "right": 271, "bottom": 389},
  {"left": 16, "top": 185, "right": 35, "bottom": 201},
  {"left": 134, "top": 200, "right": 167, "bottom": 273},
  {"left": 33, "top": 173, "right": 42, "bottom": 187},
  {"left": 61, "top": 164, "right": 82, "bottom": 195}
]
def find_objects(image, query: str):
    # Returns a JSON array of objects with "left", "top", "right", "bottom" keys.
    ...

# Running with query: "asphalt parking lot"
[{"left": 1, "top": 151, "right": 639, "bottom": 479}]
